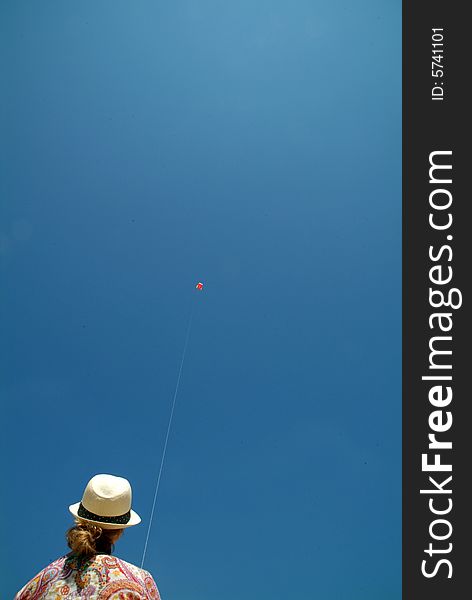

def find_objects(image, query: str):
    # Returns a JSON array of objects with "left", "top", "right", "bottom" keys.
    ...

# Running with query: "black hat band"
[{"left": 78, "top": 502, "right": 131, "bottom": 525}]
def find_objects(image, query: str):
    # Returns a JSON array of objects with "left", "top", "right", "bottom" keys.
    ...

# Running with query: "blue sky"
[{"left": 1, "top": 1, "right": 401, "bottom": 598}]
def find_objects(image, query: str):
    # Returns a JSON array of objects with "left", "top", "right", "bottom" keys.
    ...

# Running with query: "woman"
[{"left": 15, "top": 474, "right": 161, "bottom": 599}]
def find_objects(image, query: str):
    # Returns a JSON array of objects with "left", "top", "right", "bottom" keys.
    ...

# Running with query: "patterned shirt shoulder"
[{"left": 14, "top": 553, "right": 161, "bottom": 599}]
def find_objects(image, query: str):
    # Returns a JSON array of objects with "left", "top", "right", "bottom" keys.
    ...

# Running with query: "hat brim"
[{"left": 69, "top": 502, "right": 141, "bottom": 529}]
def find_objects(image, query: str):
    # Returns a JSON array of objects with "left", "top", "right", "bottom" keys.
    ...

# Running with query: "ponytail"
[{"left": 66, "top": 519, "right": 123, "bottom": 558}]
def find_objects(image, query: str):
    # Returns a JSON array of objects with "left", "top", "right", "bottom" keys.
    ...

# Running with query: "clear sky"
[{"left": 1, "top": 1, "right": 401, "bottom": 598}]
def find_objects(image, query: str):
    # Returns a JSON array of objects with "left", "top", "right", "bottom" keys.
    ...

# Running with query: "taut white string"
[{"left": 140, "top": 296, "right": 197, "bottom": 568}]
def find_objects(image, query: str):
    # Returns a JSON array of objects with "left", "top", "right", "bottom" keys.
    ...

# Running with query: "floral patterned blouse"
[{"left": 14, "top": 553, "right": 161, "bottom": 599}]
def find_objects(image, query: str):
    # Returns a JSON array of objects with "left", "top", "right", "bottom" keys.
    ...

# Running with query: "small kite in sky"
[{"left": 195, "top": 282, "right": 204, "bottom": 290}]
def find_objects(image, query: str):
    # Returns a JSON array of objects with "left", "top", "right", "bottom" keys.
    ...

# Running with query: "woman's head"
[
  {"left": 66, "top": 518, "right": 124, "bottom": 558},
  {"left": 66, "top": 473, "right": 141, "bottom": 558}
]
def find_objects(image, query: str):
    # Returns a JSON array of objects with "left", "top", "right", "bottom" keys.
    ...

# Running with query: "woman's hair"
[{"left": 66, "top": 519, "right": 123, "bottom": 558}]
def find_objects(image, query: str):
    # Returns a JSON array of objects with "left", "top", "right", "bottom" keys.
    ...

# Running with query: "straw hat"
[{"left": 69, "top": 474, "right": 141, "bottom": 529}]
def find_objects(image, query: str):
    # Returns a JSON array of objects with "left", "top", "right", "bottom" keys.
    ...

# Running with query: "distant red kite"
[{"left": 195, "top": 282, "right": 204, "bottom": 290}]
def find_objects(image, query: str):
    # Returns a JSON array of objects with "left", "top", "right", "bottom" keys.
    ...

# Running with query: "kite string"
[{"left": 140, "top": 295, "right": 197, "bottom": 569}]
